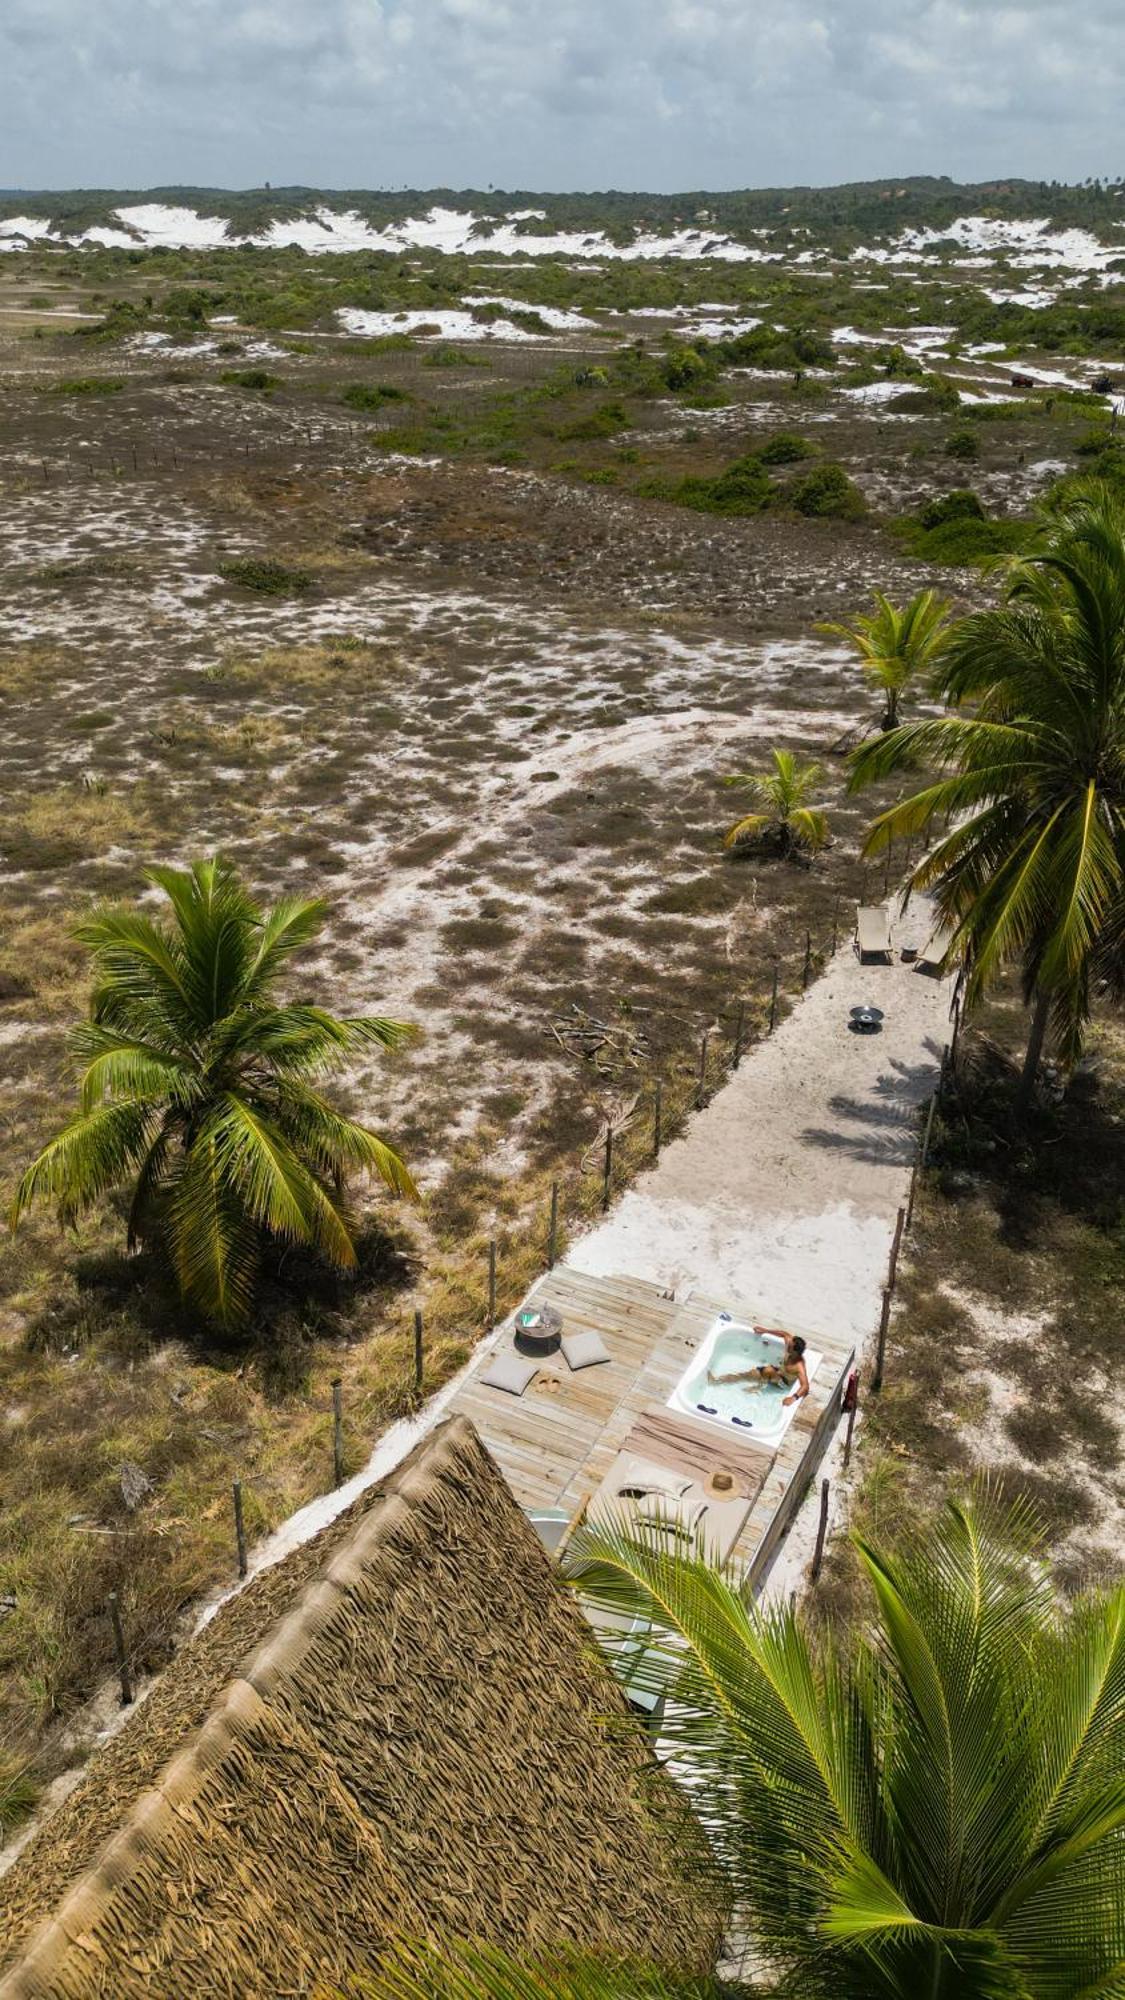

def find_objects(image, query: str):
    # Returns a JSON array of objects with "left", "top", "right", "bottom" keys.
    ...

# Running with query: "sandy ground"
[{"left": 569, "top": 895, "right": 952, "bottom": 1344}]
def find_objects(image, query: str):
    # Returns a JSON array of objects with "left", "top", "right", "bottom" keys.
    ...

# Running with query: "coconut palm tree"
[
  {"left": 357, "top": 1494, "right": 1125, "bottom": 2000},
  {"left": 820, "top": 588, "right": 954, "bottom": 732},
  {"left": 722, "top": 750, "right": 829, "bottom": 858},
  {"left": 849, "top": 489, "right": 1125, "bottom": 1100},
  {"left": 10, "top": 857, "right": 416, "bottom": 1330}
]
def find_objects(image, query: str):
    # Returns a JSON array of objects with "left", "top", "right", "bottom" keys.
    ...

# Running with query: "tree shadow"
[{"left": 800, "top": 1053, "right": 942, "bottom": 1167}]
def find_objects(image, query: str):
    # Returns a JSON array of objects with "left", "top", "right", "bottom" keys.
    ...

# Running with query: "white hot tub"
[{"left": 668, "top": 1313, "right": 822, "bottom": 1450}]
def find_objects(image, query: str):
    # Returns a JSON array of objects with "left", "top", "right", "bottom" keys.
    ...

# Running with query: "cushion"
[
  {"left": 480, "top": 1350, "right": 539, "bottom": 1396},
  {"left": 561, "top": 1329, "right": 611, "bottom": 1372}
]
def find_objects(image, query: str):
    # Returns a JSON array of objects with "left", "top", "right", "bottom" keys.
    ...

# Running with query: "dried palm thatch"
[{"left": 0, "top": 1420, "right": 722, "bottom": 1999}]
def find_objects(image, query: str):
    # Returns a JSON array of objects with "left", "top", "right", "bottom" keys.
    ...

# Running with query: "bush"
[
  {"left": 218, "top": 558, "right": 314, "bottom": 596},
  {"left": 757, "top": 430, "right": 815, "bottom": 465},
  {"left": 423, "top": 347, "right": 490, "bottom": 369},
  {"left": 945, "top": 428, "right": 980, "bottom": 461},
  {"left": 218, "top": 368, "right": 280, "bottom": 392},
  {"left": 789, "top": 461, "right": 866, "bottom": 520},
  {"left": 649, "top": 452, "right": 774, "bottom": 517},
  {"left": 908, "top": 517, "right": 1032, "bottom": 564},
  {"left": 558, "top": 400, "right": 629, "bottom": 441},
  {"left": 341, "top": 382, "right": 409, "bottom": 412},
  {"left": 48, "top": 377, "right": 123, "bottom": 397},
  {"left": 919, "top": 489, "right": 986, "bottom": 529}
]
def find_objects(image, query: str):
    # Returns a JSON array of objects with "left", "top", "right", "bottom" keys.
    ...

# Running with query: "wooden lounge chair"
[
  {"left": 917, "top": 922, "right": 956, "bottom": 974},
  {"left": 855, "top": 905, "right": 892, "bottom": 962}
]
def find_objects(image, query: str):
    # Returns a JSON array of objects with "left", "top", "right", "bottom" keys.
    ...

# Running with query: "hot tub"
[{"left": 668, "top": 1313, "right": 822, "bottom": 1450}]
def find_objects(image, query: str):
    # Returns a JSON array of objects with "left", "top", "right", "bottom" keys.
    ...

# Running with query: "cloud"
[{"left": 0, "top": 0, "right": 1122, "bottom": 191}]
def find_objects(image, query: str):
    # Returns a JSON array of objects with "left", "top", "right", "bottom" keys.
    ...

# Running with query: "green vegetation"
[
  {"left": 820, "top": 587, "right": 953, "bottom": 730},
  {"left": 387, "top": 1494, "right": 1125, "bottom": 1997},
  {"left": 897, "top": 490, "right": 1031, "bottom": 564},
  {"left": 852, "top": 489, "right": 1125, "bottom": 1093},
  {"left": 788, "top": 460, "right": 865, "bottom": 519},
  {"left": 944, "top": 426, "right": 980, "bottom": 460},
  {"left": 649, "top": 453, "right": 773, "bottom": 517},
  {"left": 217, "top": 367, "right": 280, "bottom": 392},
  {"left": 218, "top": 557, "right": 314, "bottom": 595},
  {"left": 722, "top": 749, "right": 829, "bottom": 857},
  {"left": 756, "top": 429, "right": 815, "bottom": 465},
  {"left": 47, "top": 376, "right": 123, "bottom": 397},
  {"left": 11, "top": 858, "right": 417, "bottom": 1330},
  {"left": 341, "top": 381, "right": 410, "bottom": 412}
]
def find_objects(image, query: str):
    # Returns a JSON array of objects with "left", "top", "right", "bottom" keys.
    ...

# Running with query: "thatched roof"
[{"left": 0, "top": 1418, "right": 721, "bottom": 1998}]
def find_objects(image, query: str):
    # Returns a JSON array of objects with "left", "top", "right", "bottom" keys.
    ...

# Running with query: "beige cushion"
[
  {"left": 480, "top": 1351, "right": 539, "bottom": 1396},
  {"left": 561, "top": 1329, "right": 611, "bottom": 1371}
]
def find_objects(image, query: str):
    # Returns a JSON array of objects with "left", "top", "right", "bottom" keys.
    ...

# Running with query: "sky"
[{"left": 2, "top": 0, "right": 1124, "bottom": 195}]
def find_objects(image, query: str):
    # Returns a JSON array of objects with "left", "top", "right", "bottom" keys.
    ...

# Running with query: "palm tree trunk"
[{"left": 1018, "top": 990, "right": 1051, "bottom": 1108}]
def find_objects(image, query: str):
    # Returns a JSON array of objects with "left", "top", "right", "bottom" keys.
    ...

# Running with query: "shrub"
[
  {"left": 558, "top": 400, "right": 629, "bottom": 442},
  {"left": 789, "top": 461, "right": 866, "bottom": 520},
  {"left": 899, "top": 513, "right": 1032, "bottom": 566},
  {"left": 218, "top": 368, "right": 280, "bottom": 392},
  {"left": 48, "top": 377, "right": 123, "bottom": 397},
  {"left": 945, "top": 428, "right": 980, "bottom": 461},
  {"left": 649, "top": 453, "right": 773, "bottom": 517},
  {"left": 341, "top": 381, "right": 409, "bottom": 412},
  {"left": 424, "top": 347, "right": 490, "bottom": 368},
  {"left": 919, "top": 489, "right": 986, "bottom": 529},
  {"left": 757, "top": 430, "right": 815, "bottom": 465},
  {"left": 218, "top": 557, "right": 314, "bottom": 596}
]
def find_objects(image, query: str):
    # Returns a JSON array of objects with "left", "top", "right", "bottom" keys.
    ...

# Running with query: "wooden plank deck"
[{"left": 444, "top": 1264, "right": 856, "bottom": 1587}]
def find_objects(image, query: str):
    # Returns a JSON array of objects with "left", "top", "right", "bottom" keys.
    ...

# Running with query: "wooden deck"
[{"left": 447, "top": 1264, "right": 855, "bottom": 1584}]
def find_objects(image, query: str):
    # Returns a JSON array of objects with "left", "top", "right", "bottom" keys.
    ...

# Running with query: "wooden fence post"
[
  {"left": 920, "top": 1089, "right": 939, "bottom": 1170},
  {"left": 653, "top": 1081, "right": 663, "bottom": 1159},
  {"left": 872, "top": 1288, "right": 892, "bottom": 1392},
  {"left": 547, "top": 1182, "right": 559, "bottom": 1269},
  {"left": 905, "top": 1158, "right": 919, "bottom": 1232},
  {"left": 842, "top": 1371, "right": 859, "bottom": 1472},
  {"left": 888, "top": 1205, "right": 907, "bottom": 1292},
  {"left": 831, "top": 895, "right": 840, "bottom": 954},
  {"left": 732, "top": 1001, "right": 746, "bottom": 1070},
  {"left": 696, "top": 1029, "right": 709, "bottom": 1108},
  {"left": 332, "top": 1378, "right": 344, "bottom": 1486},
  {"left": 810, "top": 1479, "right": 831, "bottom": 1583},
  {"left": 413, "top": 1308, "right": 424, "bottom": 1390},
  {"left": 107, "top": 1592, "right": 133, "bottom": 1706},
  {"left": 602, "top": 1126, "right": 613, "bottom": 1211},
  {"left": 233, "top": 1479, "right": 248, "bottom": 1579},
  {"left": 487, "top": 1237, "right": 497, "bottom": 1330},
  {"left": 802, "top": 931, "right": 813, "bottom": 990},
  {"left": 769, "top": 959, "right": 780, "bottom": 1033}
]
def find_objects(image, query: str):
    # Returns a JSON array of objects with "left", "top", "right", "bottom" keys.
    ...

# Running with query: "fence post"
[
  {"left": 872, "top": 1288, "right": 892, "bottom": 1392},
  {"left": 905, "top": 1158, "right": 919, "bottom": 1232},
  {"left": 842, "top": 1371, "right": 860, "bottom": 1472},
  {"left": 232, "top": 1479, "right": 248, "bottom": 1579},
  {"left": 487, "top": 1237, "right": 497, "bottom": 1330},
  {"left": 547, "top": 1181, "right": 559, "bottom": 1269},
  {"left": 602, "top": 1125, "right": 613, "bottom": 1211},
  {"left": 810, "top": 1479, "right": 831, "bottom": 1582},
  {"left": 920, "top": 1089, "right": 938, "bottom": 1169},
  {"left": 768, "top": 959, "right": 780, "bottom": 1033},
  {"left": 888, "top": 1205, "right": 907, "bottom": 1291},
  {"left": 696, "top": 1029, "right": 709, "bottom": 1108},
  {"left": 413, "top": 1308, "right": 424, "bottom": 1390},
  {"left": 802, "top": 931, "right": 813, "bottom": 991},
  {"left": 332, "top": 1378, "right": 344, "bottom": 1486},
  {"left": 732, "top": 1001, "right": 746, "bottom": 1070},
  {"left": 107, "top": 1592, "right": 133, "bottom": 1706},
  {"left": 653, "top": 1080, "right": 663, "bottom": 1159}
]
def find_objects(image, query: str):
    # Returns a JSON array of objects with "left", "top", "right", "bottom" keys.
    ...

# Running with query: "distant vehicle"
[{"left": 1010, "top": 370, "right": 1038, "bottom": 388}]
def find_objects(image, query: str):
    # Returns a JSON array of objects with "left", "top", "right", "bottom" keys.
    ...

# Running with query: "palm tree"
[
  {"left": 354, "top": 1495, "right": 1125, "bottom": 2000},
  {"left": 10, "top": 857, "right": 416, "bottom": 1329},
  {"left": 354, "top": 1944, "right": 748, "bottom": 1997},
  {"left": 849, "top": 490, "right": 1125, "bottom": 1099},
  {"left": 722, "top": 750, "right": 829, "bottom": 858},
  {"left": 820, "top": 588, "right": 954, "bottom": 732}
]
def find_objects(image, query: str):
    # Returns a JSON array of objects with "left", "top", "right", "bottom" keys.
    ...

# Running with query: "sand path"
[{"left": 569, "top": 896, "right": 953, "bottom": 1350}]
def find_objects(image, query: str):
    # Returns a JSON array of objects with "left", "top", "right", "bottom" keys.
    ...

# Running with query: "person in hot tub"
[{"left": 709, "top": 1333, "right": 809, "bottom": 1407}]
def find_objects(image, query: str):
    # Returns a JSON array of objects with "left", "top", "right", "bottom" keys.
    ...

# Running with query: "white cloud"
[{"left": 0, "top": 0, "right": 1122, "bottom": 189}]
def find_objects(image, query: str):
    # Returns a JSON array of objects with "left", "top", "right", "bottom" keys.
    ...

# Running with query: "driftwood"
[{"left": 550, "top": 1002, "right": 652, "bottom": 1078}]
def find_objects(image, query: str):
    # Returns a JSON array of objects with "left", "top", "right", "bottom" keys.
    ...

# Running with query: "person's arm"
[{"left": 783, "top": 1363, "right": 810, "bottom": 1406}]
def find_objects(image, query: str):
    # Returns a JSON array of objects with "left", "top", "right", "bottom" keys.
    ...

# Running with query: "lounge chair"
[
  {"left": 917, "top": 922, "right": 956, "bottom": 974},
  {"left": 855, "top": 905, "right": 892, "bottom": 962}
]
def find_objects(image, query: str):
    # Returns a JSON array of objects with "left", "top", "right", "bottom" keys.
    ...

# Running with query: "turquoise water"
[{"left": 679, "top": 1323, "right": 793, "bottom": 1435}]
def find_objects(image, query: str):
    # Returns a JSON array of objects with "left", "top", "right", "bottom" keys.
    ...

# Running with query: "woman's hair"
[{"left": 790, "top": 1335, "right": 807, "bottom": 1357}]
